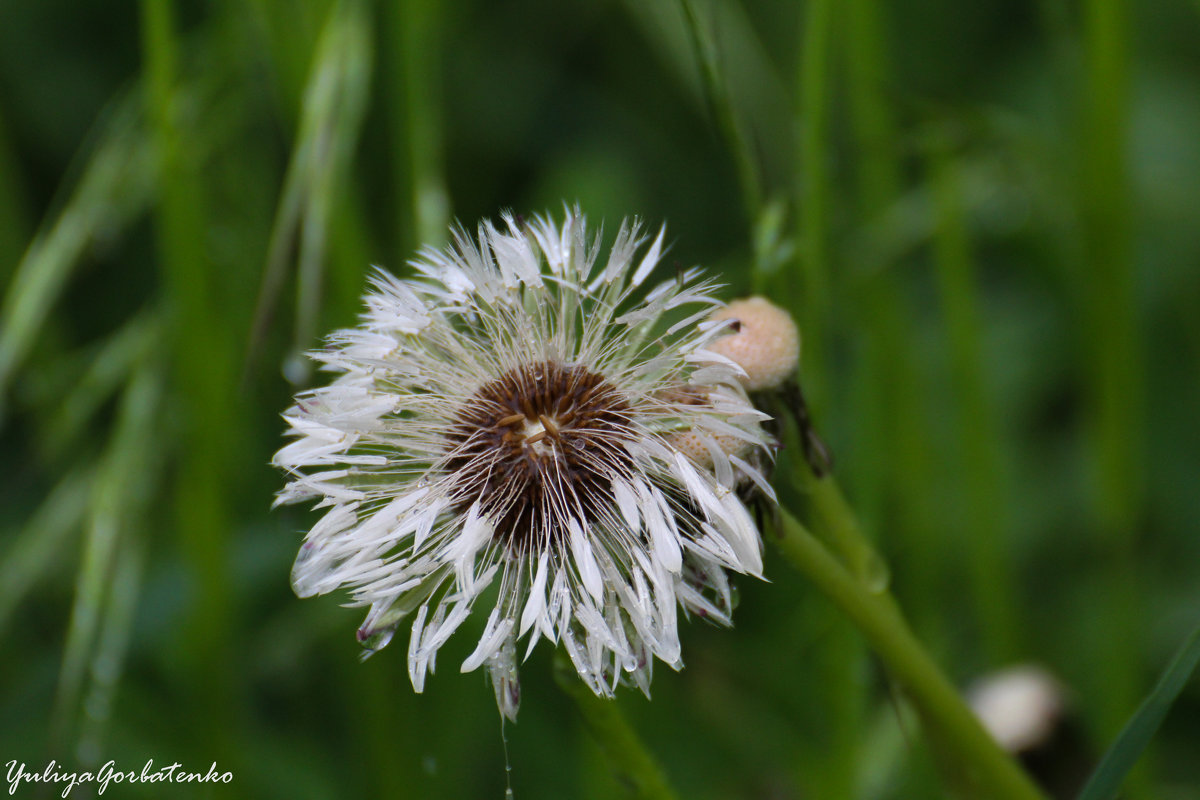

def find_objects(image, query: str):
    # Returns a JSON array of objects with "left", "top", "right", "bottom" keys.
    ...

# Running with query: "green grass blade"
[
  {"left": 553, "top": 652, "right": 680, "bottom": 800},
  {"left": 1076, "top": 623, "right": 1200, "bottom": 800},
  {"left": 42, "top": 310, "right": 159, "bottom": 460},
  {"left": 142, "top": 0, "right": 239, "bottom": 757},
  {"left": 247, "top": 0, "right": 373, "bottom": 381},
  {"left": 51, "top": 364, "right": 162, "bottom": 750},
  {"left": 75, "top": 532, "right": 147, "bottom": 764},
  {"left": 294, "top": 0, "right": 372, "bottom": 361},
  {"left": 0, "top": 95, "right": 155, "bottom": 408},
  {"left": 391, "top": 0, "right": 450, "bottom": 251},
  {"left": 929, "top": 148, "right": 1018, "bottom": 662},
  {"left": 0, "top": 465, "right": 92, "bottom": 638},
  {"left": 795, "top": 0, "right": 835, "bottom": 408},
  {"left": 1078, "top": 0, "right": 1144, "bottom": 784},
  {"left": 680, "top": 0, "right": 762, "bottom": 223},
  {"left": 843, "top": 0, "right": 900, "bottom": 217}
]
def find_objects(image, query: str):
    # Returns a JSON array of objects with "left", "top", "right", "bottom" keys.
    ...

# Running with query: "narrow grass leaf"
[
  {"left": 51, "top": 365, "right": 162, "bottom": 750},
  {"left": 0, "top": 465, "right": 92, "bottom": 638},
  {"left": 75, "top": 532, "right": 148, "bottom": 764},
  {"left": 296, "top": 0, "right": 372, "bottom": 361},
  {"left": 0, "top": 96, "right": 155, "bottom": 406},
  {"left": 795, "top": 0, "right": 835, "bottom": 408},
  {"left": 43, "top": 310, "right": 159, "bottom": 460},
  {"left": 929, "top": 147, "right": 1018, "bottom": 661},
  {"left": 392, "top": 0, "right": 449, "bottom": 249},
  {"left": 248, "top": 0, "right": 372, "bottom": 382},
  {"left": 1077, "top": 623, "right": 1200, "bottom": 800},
  {"left": 679, "top": 0, "right": 762, "bottom": 222},
  {"left": 553, "top": 651, "right": 680, "bottom": 800}
]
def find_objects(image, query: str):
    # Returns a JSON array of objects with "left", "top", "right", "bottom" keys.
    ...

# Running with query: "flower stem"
[
  {"left": 773, "top": 506, "right": 1047, "bottom": 800},
  {"left": 803, "top": 473, "right": 890, "bottom": 590},
  {"left": 553, "top": 652, "right": 679, "bottom": 800}
]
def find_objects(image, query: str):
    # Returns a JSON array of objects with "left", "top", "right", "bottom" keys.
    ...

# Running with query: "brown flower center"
[{"left": 445, "top": 361, "right": 633, "bottom": 551}]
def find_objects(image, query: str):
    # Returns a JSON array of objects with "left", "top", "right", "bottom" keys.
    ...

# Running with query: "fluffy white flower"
[{"left": 274, "top": 208, "right": 774, "bottom": 719}]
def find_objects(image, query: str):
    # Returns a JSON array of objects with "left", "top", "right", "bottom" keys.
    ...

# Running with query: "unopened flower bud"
[
  {"left": 657, "top": 385, "right": 774, "bottom": 492},
  {"left": 665, "top": 428, "right": 753, "bottom": 469},
  {"left": 708, "top": 297, "right": 800, "bottom": 391}
]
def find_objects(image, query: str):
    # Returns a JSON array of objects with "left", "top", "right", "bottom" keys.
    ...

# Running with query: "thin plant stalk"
[
  {"left": 929, "top": 150, "right": 1019, "bottom": 662},
  {"left": 796, "top": 0, "right": 835, "bottom": 412},
  {"left": 554, "top": 652, "right": 678, "bottom": 800},
  {"left": 680, "top": 0, "right": 763, "bottom": 225},
  {"left": 391, "top": 0, "right": 451, "bottom": 251},
  {"left": 141, "top": 0, "right": 236, "bottom": 753},
  {"left": 773, "top": 507, "right": 1047, "bottom": 800},
  {"left": 1081, "top": 0, "right": 1144, "bottom": 777}
]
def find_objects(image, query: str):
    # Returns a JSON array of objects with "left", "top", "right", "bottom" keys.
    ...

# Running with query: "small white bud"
[
  {"left": 968, "top": 665, "right": 1066, "bottom": 754},
  {"left": 708, "top": 297, "right": 801, "bottom": 391}
]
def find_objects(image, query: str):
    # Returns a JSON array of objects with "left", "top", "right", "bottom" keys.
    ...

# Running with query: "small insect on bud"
[{"left": 708, "top": 297, "right": 801, "bottom": 392}]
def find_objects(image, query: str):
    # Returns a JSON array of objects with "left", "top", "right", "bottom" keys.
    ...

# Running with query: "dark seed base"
[{"left": 444, "top": 361, "right": 634, "bottom": 552}]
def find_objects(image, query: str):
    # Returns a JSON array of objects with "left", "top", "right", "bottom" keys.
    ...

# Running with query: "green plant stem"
[
  {"left": 553, "top": 652, "right": 678, "bottom": 800},
  {"left": 392, "top": 0, "right": 450, "bottom": 251},
  {"left": 1081, "top": 0, "right": 1143, "bottom": 773},
  {"left": 796, "top": 0, "right": 835, "bottom": 411},
  {"left": 141, "top": 0, "right": 235, "bottom": 755},
  {"left": 802, "top": 473, "right": 887, "bottom": 587},
  {"left": 930, "top": 150, "right": 1018, "bottom": 662},
  {"left": 773, "top": 507, "right": 1046, "bottom": 800}
]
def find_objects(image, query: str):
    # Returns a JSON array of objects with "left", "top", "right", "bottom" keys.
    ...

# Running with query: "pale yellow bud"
[{"left": 708, "top": 297, "right": 800, "bottom": 391}]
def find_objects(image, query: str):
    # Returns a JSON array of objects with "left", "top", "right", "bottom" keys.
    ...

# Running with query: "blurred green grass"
[{"left": 2, "top": 0, "right": 1200, "bottom": 797}]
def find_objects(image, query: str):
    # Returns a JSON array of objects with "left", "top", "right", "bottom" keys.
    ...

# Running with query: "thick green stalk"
[
  {"left": 843, "top": 0, "right": 900, "bottom": 217},
  {"left": 773, "top": 507, "right": 1046, "bottom": 800},
  {"left": 929, "top": 151, "right": 1019, "bottom": 662},
  {"left": 141, "top": 0, "right": 235, "bottom": 751},
  {"left": 392, "top": 0, "right": 450, "bottom": 251},
  {"left": 796, "top": 0, "right": 835, "bottom": 410},
  {"left": 554, "top": 654, "right": 678, "bottom": 800},
  {"left": 1080, "top": 1, "right": 1146, "bottom": 793}
]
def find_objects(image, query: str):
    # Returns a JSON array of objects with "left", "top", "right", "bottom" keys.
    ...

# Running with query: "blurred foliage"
[{"left": 2, "top": 0, "right": 1199, "bottom": 798}]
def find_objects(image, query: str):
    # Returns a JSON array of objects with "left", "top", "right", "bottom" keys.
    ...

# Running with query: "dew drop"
[
  {"left": 282, "top": 352, "right": 311, "bottom": 386},
  {"left": 729, "top": 582, "right": 741, "bottom": 610},
  {"left": 863, "top": 550, "right": 891, "bottom": 594},
  {"left": 499, "top": 715, "right": 515, "bottom": 799}
]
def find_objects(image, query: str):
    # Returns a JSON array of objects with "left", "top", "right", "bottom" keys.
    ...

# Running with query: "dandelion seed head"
[{"left": 274, "top": 207, "right": 774, "bottom": 719}]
